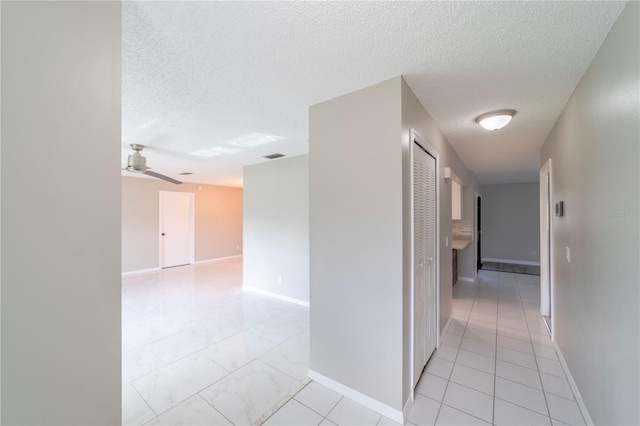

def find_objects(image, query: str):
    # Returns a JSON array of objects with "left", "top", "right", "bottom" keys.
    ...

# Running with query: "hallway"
[{"left": 265, "top": 270, "right": 585, "bottom": 425}]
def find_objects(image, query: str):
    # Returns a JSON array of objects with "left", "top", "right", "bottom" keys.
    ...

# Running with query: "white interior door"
[
  {"left": 160, "top": 191, "right": 194, "bottom": 268},
  {"left": 413, "top": 143, "right": 437, "bottom": 388}
]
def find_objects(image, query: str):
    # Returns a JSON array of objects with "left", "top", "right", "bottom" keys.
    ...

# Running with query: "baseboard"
[
  {"left": 194, "top": 254, "right": 243, "bottom": 264},
  {"left": 441, "top": 315, "right": 454, "bottom": 342},
  {"left": 121, "top": 267, "right": 160, "bottom": 277},
  {"left": 457, "top": 276, "right": 475, "bottom": 283},
  {"left": 482, "top": 258, "right": 540, "bottom": 266},
  {"left": 243, "top": 285, "right": 309, "bottom": 308},
  {"left": 402, "top": 396, "right": 413, "bottom": 424},
  {"left": 551, "top": 340, "right": 594, "bottom": 425},
  {"left": 308, "top": 370, "right": 404, "bottom": 424}
]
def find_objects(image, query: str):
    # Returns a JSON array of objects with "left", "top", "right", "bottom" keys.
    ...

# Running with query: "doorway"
[
  {"left": 539, "top": 160, "right": 553, "bottom": 335},
  {"left": 159, "top": 191, "right": 194, "bottom": 268},
  {"left": 476, "top": 195, "right": 482, "bottom": 271},
  {"left": 412, "top": 133, "right": 438, "bottom": 391}
]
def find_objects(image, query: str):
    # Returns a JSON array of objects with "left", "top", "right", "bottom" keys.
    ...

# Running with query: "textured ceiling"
[{"left": 122, "top": 1, "right": 625, "bottom": 187}]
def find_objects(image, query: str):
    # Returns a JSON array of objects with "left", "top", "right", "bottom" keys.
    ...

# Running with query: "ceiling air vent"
[
  {"left": 263, "top": 153, "right": 285, "bottom": 160},
  {"left": 178, "top": 172, "right": 193, "bottom": 175}
]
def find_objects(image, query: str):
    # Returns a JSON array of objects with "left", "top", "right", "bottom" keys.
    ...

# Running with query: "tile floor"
[
  {"left": 123, "top": 259, "right": 586, "bottom": 425},
  {"left": 122, "top": 258, "right": 310, "bottom": 425},
  {"left": 263, "top": 269, "right": 586, "bottom": 426}
]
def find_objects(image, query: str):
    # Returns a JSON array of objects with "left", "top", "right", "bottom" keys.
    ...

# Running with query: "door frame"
[
  {"left": 475, "top": 193, "right": 482, "bottom": 272},
  {"left": 410, "top": 129, "right": 440, "bottom": 401},
  {"left": 539, "top": 159, "right": 554, "bottom": 338},
  {"left": 158, "top": 191, "right": 195, "bottom": 268}
]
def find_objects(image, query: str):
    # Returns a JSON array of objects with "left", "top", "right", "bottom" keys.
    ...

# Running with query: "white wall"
[
  {"left": 310, "top": 77, "right": 474, "bottom": 419},
  {"left": 458, "top": 173, "right": 481, "bottom": 279},
  {"left": 310, "top": 78, "right": 404, "bottom": 414},
  {"left": 122, "top": 176, "right": 243, "bottom": 273},
  {"left": 1, "top": 2, "right": 121, "bottom": 424},
  {"left": 480, "top": 182, "right": 540, "bottom": 264},
  {"left": 400, "top": 78, "right": 474, "bottom": 405},
  {"left": 540, "top": 3, "right": 639, "bottom": 424},
  {"left": 243, "top": 155, "right": 309, "bottom": 304}
]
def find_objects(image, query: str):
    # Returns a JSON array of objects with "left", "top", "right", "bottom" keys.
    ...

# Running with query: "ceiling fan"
[{"left": 124, "top": 144, "right": 182, "bottom": 185}]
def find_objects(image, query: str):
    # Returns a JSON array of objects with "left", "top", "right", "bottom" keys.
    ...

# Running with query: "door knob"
[
  {"left": 162, "top": 233, "right": 165, "bottom": 236},
  {"left": 428, "top": 257, "right": 433, "bottom": 262},
  {"left": 419, "top": 262, "right": 423, "bottom": 268}
]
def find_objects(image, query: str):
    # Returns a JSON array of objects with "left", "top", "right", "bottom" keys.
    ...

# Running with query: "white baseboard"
[
  {"left": 552, "top": 340, "right": 594, "bottom": 425},
  {"left": 122, "top": 255, "right": 243, "bottom": 276},
  {"left": 441, "top": 315, "right": 454, "bottom": 342},
  {"left": 457, "top": 276, "right": 475, "bottom": 283},
  {"left": 482, "top": 258, "right": 540, "bottom": 266},
  {"left": 402, "top": 396, "right": 413, "bottom": 424},
  {"left": 194, "top": 254, "right": 243, "bottom": 264},
  {"left": 121, "top": 267, "right": 160, "bottom": 277},
  {"left": 243, "top": 285, "right": 309, "bottom": 308},
  {"left": 308, "top": 370, "right": 404, "bottom": 424}
]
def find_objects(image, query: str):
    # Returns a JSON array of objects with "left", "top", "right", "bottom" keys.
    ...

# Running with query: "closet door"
[{"left": 413, "top": 143, "right": 437, "bottom": 388}]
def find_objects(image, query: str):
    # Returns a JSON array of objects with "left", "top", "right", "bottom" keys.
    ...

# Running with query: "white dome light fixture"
[{"left": 475, "top": 109, "right": 516, "bottom": 131}]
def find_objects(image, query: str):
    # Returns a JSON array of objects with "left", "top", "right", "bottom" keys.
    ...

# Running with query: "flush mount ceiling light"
[{"left": 475, "top": 109, "right": 516, "bottom": 131}]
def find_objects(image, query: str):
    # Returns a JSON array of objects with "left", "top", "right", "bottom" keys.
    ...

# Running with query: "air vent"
[
  {"left": 178, "top": 172, "right": 193, "bottom": 175},
  {"left": 263, "top": 153, "right": 285, "bottom": 160}
]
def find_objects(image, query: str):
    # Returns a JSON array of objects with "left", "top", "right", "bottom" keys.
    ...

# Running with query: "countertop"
[{"left": 452, "top": 219, "right": 472, "bottom": 250}]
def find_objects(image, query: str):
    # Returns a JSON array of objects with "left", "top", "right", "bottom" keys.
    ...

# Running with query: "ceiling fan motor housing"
[{"left": 127, "top": 151, "right": 148, "bottom": 172}]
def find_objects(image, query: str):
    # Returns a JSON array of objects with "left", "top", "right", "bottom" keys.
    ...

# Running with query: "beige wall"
[
  {"left": 1, "top": 2, "right": 121, "bottom": 423},
  {"left": 243, "top": 155, "right": 309, "bottom": 303},
  {"left": 122, "top": 176, "right": 242, "bottom": 273},
  {"left": 480, "top": 182, "right": 540, "bottom": 264},
  {"left": 540, "top": 2, "right": 639, "bottom": 424}
]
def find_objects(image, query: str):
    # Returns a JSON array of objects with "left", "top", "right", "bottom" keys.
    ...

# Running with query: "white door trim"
[
  {"left": 539, "top": 159, "right": 554, "bottom": 338},
  {"left": 158, "top": 191, "right": 195, "bottom": 268},
  {"left": 474, "top": 191, "right": 480, "bottom": 276},
  {"left": 410, "top": 129, "right": 440, "bottom": 402}
]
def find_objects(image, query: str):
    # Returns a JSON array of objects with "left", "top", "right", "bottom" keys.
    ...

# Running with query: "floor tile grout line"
[
  {"left": 491, "top": 277, "right": 506, "bottom": 426},
  {"left": 130, "top": 383, "right": 159, "bottom": 418},
  {"left": 439, "top": 401, "right": 494, "bottom": 425},
  {"left": 520, "top": 279, "right": 555, "bottom": 423},
  {"left": 195, "top": 393, "right": 236, "bottom": 426},
  {"left": 433, "top": 279, "right": 478, "bottom": 425}
]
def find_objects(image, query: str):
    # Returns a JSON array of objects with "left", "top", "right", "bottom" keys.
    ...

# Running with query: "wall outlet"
[
  {"left": 532, "top": 250, "right": 537, "bottom": 256},
  {"left": 236, "top": 245, "right": 240, "bottom": 251},
  {"left": 565, "top": 246, "right": 571, "bottom": 263},
  {"left": 277, "top": 275, "right": 282, "bottom": 284}
]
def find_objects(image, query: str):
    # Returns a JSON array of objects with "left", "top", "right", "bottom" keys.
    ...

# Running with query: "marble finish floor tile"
[
  {"left": 263, "top": 399, "right": 323, "bottom": 426},
  {"left": 294, "top": 381, "right": 343, "bottom": 417},
  {"left": 122, "top": 384, "right": 156, "bottom": 426},
  {"left": 259, "top": 331, "right": 310, "bottom": 381},
  {"left": 200, "top": 330, "right": 279, "bottom": 373},
  {"left": 122, "top": 346, "right": 166, "bottom": 382},
  {"left": 146, "top": 395, "right": 232, "bottom": 425},
  {"left": 124, "top": 261, "right": 591, "bottom": 426},
  {"left": 199, "top": 360, "right": 304, "bottom": 426},
  {"left": 132, "top": 352, "right": 228, "bottom": 414},
  {"left": 326, "top": 397, "right": 382, "bottom": 426},
  {"left": 122, "top": 258, "right": 310, "bottom": 425}
]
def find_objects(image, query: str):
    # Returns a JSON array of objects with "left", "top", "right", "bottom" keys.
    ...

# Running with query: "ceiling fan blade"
[{"left": 144, "top": 170, "right": 183, "bottom": 185}]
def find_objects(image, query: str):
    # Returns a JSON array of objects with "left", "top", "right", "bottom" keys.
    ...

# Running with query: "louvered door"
[{"left": 413, "top": 143, "right": 437, "bottom": 388}]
